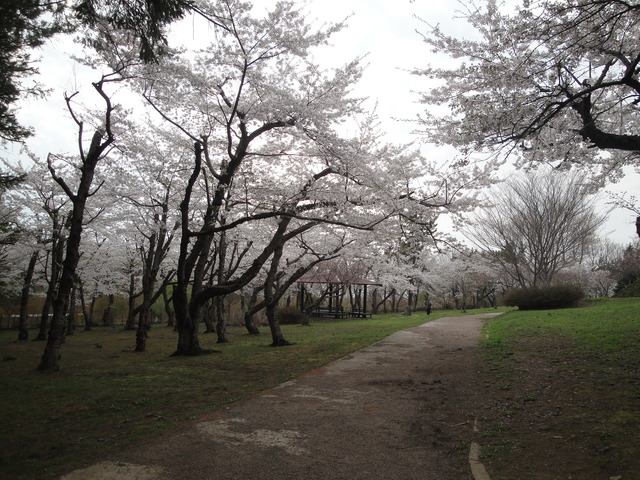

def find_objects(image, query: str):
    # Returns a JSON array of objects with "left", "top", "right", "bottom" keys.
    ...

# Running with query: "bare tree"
[{"left": 469, "top": 170, "right": 607, "bottom": 288}]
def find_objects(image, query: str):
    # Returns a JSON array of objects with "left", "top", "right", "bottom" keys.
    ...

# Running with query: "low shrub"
[
  {"left": 503, "top": 284, "right": 585, "bottom": 310},
  {"left": 276, "top": 306, "right": 307, "bottom": 325}
]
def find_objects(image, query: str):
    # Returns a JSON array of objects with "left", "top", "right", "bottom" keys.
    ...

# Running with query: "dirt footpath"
[{"left": 61, "top": 314, "right": 501, "bottom": 480}]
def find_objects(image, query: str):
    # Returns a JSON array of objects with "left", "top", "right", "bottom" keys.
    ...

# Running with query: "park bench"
[
  {"left": 311, "top": 307, "right": 348, "bottom": 318},
  {"left": 350, "top": 308, "right": 372, "bottom": 318}
]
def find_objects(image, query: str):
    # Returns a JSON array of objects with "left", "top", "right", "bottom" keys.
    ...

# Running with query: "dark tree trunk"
[
  {"left": 214, "top": 296, "right": 228, "bottom": 343},
  {"left": 243, "top": 287, "right": 261, "bottom": 335},
  {"left": 135, "top": 310, "right": 148, "bottom": 352},
  {"left": 266, "top": 303, "right": 291, "bottom": 347},
  {"left": 65, "top": 285, "right": 77, "bottom": 336},
  {"left": 134, "top": 204, "right": 176, "bottom": 350},
  {"left": 125, "top": 273, "right": 137, "bottom": 330},
  {"left": 171, "top": 292, "right": 215, "bottom": 356},
  {"left": 162, "top": 289, "right": 175, "bottom": 328},
  {"left": 172, "top": 319, "right": 208, "bottom": 356},
  {"left": 34, "top": 291, "right": 52, "bottom": 341},
  {"left": 17, "top": 250, "right": 38, "bottom": 341},
  {"left": 243, "top": 311, "right": 261, "bottom": 335},
  {"left": 263, "top": 237, "right": 290, "bottom": 347},
  {"left": 203, "top": 301, "right": 215, "bottom": 333},
  {"left": 88, "top": 293, "right": 98, "bottom": 328},
  {"left": 38, "top": 78, "right": 115, "bottom": 371},
  {"left": 102, "top": 294, "right": 115, "bottom": 327},
  {"left": 403, "top": 291, "right": 414, "bottom": 316},
  {"left": 171, "top": 141, "right": 318, "bottom": 355},
  {"left": 78, "top": 282, "right": 92, "bottom": 331},
  {"left": 35, "top": 228, "right": 65, "bottom": 341},
  {"left": 171, "top": 140, "right": 219, "bottom": 356}
]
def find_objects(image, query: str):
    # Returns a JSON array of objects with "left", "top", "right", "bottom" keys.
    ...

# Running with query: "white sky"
[{"left": 6, "top": 0, "right": 639, "bottom": 245}]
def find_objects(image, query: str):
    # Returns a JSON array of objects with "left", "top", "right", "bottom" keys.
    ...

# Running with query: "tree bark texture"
[{"left": 17, "top": 250, "right": 38, "bottom": 341}]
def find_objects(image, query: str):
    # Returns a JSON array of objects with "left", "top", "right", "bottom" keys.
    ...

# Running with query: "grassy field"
[
  {"left": 478, "top": 297, "right": 640, "bottom": 479},
  {"left": 482, "top": 297, "right": 640, "bottom": 355},
  {"left": 0, "top": 308, "right": 502, "bottom": 480}
]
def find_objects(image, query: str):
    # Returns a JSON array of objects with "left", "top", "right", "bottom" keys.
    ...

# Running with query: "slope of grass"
[
  {"left": 0, "top": 308, "right": 503, "bottom": 480},
  {"left": 483, "top": 297, "right": 640, "bottom": 354},
  {"left": 479, "top": 297, "right": 640, "bottom": 479}
]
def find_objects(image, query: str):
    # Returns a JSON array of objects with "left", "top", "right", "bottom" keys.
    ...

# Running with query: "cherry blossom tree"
[
  {"left": 415, "top": 1, "right": 640, "bottom": 179},
  {"left": 102, "top": 123, "right": 184, "bottom": 350},
  {"left": 93, "top": 0, "right": 417, "bottom": 356}
]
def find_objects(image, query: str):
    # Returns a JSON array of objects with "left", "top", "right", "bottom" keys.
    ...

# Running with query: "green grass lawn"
[
  {"left": 482, "top": 297, "right": 640, "bottom": 358},
  {"left": 479, "top": 297, "right": 640, "bottom": 479},
  {"left": 0, "top": 308, "right": 501, "bottom": 480}
]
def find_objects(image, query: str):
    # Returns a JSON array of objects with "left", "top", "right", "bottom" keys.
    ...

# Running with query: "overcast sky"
[{"left": 6, "top": 0, "right": 639, "bottom": 245}]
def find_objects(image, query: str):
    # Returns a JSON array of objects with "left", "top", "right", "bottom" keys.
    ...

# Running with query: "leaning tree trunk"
[
  {"left": 243, "top": 287, "right": 261, "bottom": 335},
  {"left": 17, "top": 251, "right": 38, "bottom": 341},
  {"left": 265, "top": 303, "right": 290, "bottom": 347}
]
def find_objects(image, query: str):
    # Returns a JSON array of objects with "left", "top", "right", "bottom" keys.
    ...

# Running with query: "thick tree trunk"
[
  {"left": 244, "top": 311, "right": 261, "bottom": 335},
  {"left": 17, "top": 251, "right": 38, "bottom": 341},
  {"left": 172, "top": 278, "right": 215, "bottom": 356},
  {"left": 266, "top": 304, "right": 290, "bottom": 347},
  {"left": 171, "top": 306, "right": 216, "bottom": 356},
  {"left": 403, "top": 291, "right": 414, "bottom": 316},
  {"left": 172, "top": 322, "right": 204, "bottom": 356}
]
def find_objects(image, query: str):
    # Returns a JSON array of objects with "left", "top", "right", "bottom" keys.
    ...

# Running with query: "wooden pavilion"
[{"left": 296, "top": 274, "right": 382, "bottom": 319}]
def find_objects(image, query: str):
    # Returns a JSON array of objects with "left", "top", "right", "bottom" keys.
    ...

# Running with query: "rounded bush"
[
  {"left": 276, "top": 306, "right": 306, "bottom": 324},
  {"left": 503, "top": 284, "right": 585, "bottom": 310}
]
